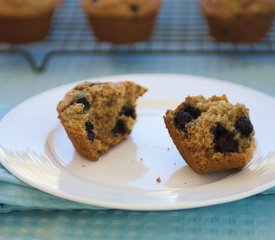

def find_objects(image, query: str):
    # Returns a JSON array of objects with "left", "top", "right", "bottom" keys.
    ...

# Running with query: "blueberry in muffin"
[
  {"left": 57, "top": 81, "right": 147, "bottom": 160},
  {"left": 164, "top": 95, "right": 255, "bottom": 174}
]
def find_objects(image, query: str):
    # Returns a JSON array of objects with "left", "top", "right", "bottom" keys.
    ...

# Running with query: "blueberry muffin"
[
  {"left": 201, "top": 0, "right": 275, "bottom": 43},
  {"left": 57, "top": 81, "right": 147, "bottom": 160},
  {"left": 164, "top": 95, "right": 255, "bottom": 174},
  {"left": 0, "top": 0, "right": 61, "bottom": 44},
  {"left": 82, "top": 0, "right": 162, "bottom": 44}
]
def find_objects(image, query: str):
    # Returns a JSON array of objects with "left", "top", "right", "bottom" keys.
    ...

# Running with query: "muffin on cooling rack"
[
  {"left": 57, "top": 81, "right": 147, "bottom": 161},
  {"left": 164, "top": 95, "right": 255, "bottom": 174},
  {"left": 201, "top": 0, "right": 275, "bottom": 43},
  {"left": 0, "top": 0, "right": 61, "bottom": 44},
  {"left": 82, "top": 0, "right": 162, "bottom": 44}
]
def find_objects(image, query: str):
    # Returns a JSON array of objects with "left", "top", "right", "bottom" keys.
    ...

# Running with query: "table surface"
[{"left": 1, "top": 1, "right": 275, "bottom": 240}]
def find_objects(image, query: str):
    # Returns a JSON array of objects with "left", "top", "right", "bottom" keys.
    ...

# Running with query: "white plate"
[{"left": 1, "top": 74, "right": 275, "bottom": 211}]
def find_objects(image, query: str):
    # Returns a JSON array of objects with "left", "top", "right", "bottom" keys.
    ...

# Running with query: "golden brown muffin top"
[
  {"left": 82, "top": 0, "right": 162, "bottom": 17},
  {"left": 201, "top": 0, "right": 275, "bottom": 18},
  {"left": 0, "top": 0, "right": 60, "bottom": 16}
]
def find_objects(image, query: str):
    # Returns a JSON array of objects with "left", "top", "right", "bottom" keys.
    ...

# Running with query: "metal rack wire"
[{"left": 0, "top": 0, "right": 275, "bottom": 71}]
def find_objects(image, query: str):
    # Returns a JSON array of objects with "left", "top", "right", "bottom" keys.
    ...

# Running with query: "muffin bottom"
[
  {"left": 0, "top": 11, "right": 54, "bottom": 44},
  {"left": 85, "top": 13, "right": 158, "bottom": 44},
  {"left": 205, "top": 13, "right": 274, "bottom": 43}
]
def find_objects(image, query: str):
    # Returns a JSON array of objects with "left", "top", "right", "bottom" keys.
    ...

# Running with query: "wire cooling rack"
[{"left": 0, "top": 0, "right": 275, "bottom": 71}]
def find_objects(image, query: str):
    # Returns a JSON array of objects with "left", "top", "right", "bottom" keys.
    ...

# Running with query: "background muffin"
[
  {"left": 82, "top": 0, "right": 162, "bottom": 44},
  {"left": 201, "top": 0, "right": 275, "bottom": 43},
  {"left": 0, "top": 0, "right": 61, "bottom": 44}
]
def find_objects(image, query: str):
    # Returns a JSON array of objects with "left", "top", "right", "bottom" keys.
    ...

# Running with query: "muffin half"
[
  {"left": 164, "top": 95, "right": 255, "bottom": 174},
  {"left": 57, "top": 81, "right": 147, "bottom": 160}
]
